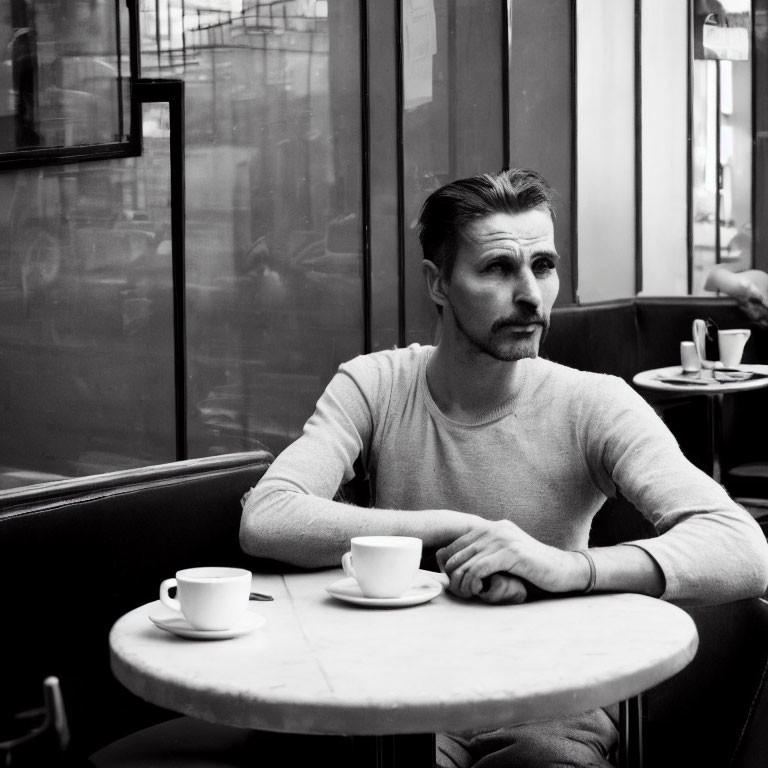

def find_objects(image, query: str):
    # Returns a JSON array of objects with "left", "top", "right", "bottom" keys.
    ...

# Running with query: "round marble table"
[
  {"left": 633, "top": 364, "right": 768, "bottom": 482},
  {"left": 110, "top": 569, "right": 698, "bottom": 768}
]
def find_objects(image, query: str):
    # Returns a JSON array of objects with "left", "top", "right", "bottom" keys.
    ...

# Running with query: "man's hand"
[{"left": 436, "top": 520, "right": 588, "bottom": 603}]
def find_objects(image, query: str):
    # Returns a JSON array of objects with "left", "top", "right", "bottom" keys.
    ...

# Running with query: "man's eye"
[{"left": 533, "top": 259, "right": 556, "bottom": 274}]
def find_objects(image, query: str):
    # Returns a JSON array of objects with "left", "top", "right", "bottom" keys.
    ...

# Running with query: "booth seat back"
[
  {"left": 0, "top": 450, "right": 273, "bottom": 759},
  {"left": 544, "top": 300, "right": 638, "bottom": 380},
  {"left": 545, "top": 296, "right": 762, "bottom": 379},
  {"left": 634, "top": 296, "right": 768, "bottom": 370},
  {"left": 545, "top": 296, "right": 768, "bottom": 476}
]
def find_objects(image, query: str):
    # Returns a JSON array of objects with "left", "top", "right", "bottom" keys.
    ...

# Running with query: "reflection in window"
[
  {"left": 402, "top": 0, "right": 504, "bottom": 345},
  {"left": 140, "top": 0, "right": 363, "bottom": 456},
  {"left": 0, "top": 0, "right": 130, "bottom": 153},
  {"left": 0, "top": 103, "right": 174, "bottom": 488}
]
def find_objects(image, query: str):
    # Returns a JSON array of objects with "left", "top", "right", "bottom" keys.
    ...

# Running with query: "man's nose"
[{"left": 513, "top": 268, "right": 542, "bottom": 309}]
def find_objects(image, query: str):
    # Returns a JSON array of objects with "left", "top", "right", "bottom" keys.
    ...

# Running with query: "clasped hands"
[{"left": 436, "top": 519, "right": 588, "bottom": 604}]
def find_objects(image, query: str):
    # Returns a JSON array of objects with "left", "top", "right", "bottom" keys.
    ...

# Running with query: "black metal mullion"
[
  {"left": 634, "top": 0, "right": 643, "bottom": 295},
  {"left": 686, "top": 0, "right": 694, "bottom": 295},
  {"left": 395, "top": 0, "right": 406, "bottom": 348},
  {"left": 571, "top": 0, "right": 579, "bottom": 303},
  {"left": 115, "top": 0, "right": 125, "bottom": 141},
  {"left": 135, "top": 79, "right": 187, "bottom": 461},
  {"left": 360, "top": 0, "right": 372, "bottom": 355},
  {"left": 502, "top": 0, "right": 511, "bottom": 170},
  {"left": 750, "top": 0, "right": 756, "bottom": 269},
  {"left": 715, "top": 60, "right": 722, "bottom": 265}
]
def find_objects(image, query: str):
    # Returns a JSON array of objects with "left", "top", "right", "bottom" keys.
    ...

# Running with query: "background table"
[
  {"left": 110, "top": 570, "right": 698, "bottom": 768},
  {"left": 633, "top": 364, "right": 768, "bottom": 482}
]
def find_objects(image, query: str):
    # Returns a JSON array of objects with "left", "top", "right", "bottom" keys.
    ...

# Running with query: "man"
[{"left": 240, "top": 168, "right": 768, "bottom": 767}]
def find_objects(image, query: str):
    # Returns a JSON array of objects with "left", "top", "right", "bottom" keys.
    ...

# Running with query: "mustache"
[{"left": 491, "top": 314, "right": 548, "bottom": 333}]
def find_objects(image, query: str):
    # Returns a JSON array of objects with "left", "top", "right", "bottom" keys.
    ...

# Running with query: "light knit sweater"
[{"left": 243, "top": 344, "right": 768, "bottom": 604}]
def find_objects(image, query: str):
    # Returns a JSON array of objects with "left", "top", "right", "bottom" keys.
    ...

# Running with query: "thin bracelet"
[{"left": 578, "top": 550, "right": 597, "bottom": 594}]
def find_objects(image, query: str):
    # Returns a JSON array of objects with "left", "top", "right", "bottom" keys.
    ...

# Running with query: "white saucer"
[
  {"left": 326, "top": 573, "right": 444, "bottom": 608},
  {"left": 148, "top": 608, "right": 265, "bottom": 640}
]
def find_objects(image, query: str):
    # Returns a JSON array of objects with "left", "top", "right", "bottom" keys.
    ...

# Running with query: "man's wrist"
[
  {"left": 567, "top": 549, "right": 594, "bottom": 593},
  {"left": 576, "top": 550, "right": 597, "bottom": 593}
]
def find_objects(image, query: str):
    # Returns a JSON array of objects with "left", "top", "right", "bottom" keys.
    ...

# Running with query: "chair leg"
[{"left": 618, "top": 696, "right": 644, "bottom": 768}]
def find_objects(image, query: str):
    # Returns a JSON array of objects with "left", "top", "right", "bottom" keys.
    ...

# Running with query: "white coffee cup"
[
  {"left": 159, "top": 566, "right": 251, "bottom": 630},
  {"left": 680, "top": 341, "right": 700, "bottom": 372},
  {"left": 341, "top": 536, "right": 422, "bottom": 598},
  {"left": 718, "top": 329, "right": 751, "bottom": 368}
]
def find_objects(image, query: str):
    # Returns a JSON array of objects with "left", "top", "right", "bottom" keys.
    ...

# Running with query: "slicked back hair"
[{"left": 417, "top": 168, "right": 557, "bottom": 282}]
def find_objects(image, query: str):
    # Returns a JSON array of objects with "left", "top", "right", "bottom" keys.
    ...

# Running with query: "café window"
[{"left": 691, "top": 0, "right": 752, "bottom": 293}]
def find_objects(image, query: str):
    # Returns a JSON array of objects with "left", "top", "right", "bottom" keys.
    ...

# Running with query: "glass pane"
[
  {"left": 692, "top": 2, "right": 752, "bottom": 294},
  {"left": 640, "top": 0, "right": 688, "bottom": 296},
  {"left": 0, "top": 103, "right": 174, "bottom": 489},
  {"left": 720, "top": 58, "right": 752, "bottom": 269},
  {"left": 368, "top": 0, "right": 400, "bottom": 352},
  {"left": 508, "top": 0, "right": 574, "bottom": 304},
  {"left": 140, "top": 0, "right": 364, "bottom": 457},
  {"left": 691, "top": 59, "right": 718, "bottom": 291},
  {"left": 402, "top": 0, "right": 505, "bottom": 345},
  {"left": 0, "top": 0, "right": 131, "bottom": 154},
  {"left": 576, "top": 0, "right": 635, "bottom": 302}
]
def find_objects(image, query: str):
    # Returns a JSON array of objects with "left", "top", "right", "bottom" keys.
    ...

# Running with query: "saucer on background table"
[
  {"left": 148, "top": 606, "right": 265, "bottom": 640},
  {"left": 326, "top": 570, "right": 445, "bottom": 608}
]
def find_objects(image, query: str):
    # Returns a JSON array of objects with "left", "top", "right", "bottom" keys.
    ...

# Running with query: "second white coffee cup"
[
  {"left": 159, "top": 566, "right": 252, "bottom": 630},
  {"left": 341, "top": 536, "right": 422, "bottom": 598},
  {"left": 718, "top": 328, "right": 751, "bottom": 368}
]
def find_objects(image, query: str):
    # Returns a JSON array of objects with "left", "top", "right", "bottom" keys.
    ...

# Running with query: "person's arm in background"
[
  {"left": 704, "top": 266, "right": 768, "bottom": 305},
  {"left": 239, "top": 358, "right": 489, "bottom": 568}
]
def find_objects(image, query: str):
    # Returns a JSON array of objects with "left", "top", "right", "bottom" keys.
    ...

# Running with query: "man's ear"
[{"left": 423, "top": 260, "right": 448, "bottom": 308}]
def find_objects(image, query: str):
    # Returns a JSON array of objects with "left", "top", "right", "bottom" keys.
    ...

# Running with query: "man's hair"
[{"left": 417, "top": 168, "right": 557, "bottom": 280}]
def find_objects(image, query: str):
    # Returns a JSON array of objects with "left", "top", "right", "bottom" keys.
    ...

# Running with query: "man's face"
[{"left": 436, "top": 209, "right": 560, "bottom": 362}]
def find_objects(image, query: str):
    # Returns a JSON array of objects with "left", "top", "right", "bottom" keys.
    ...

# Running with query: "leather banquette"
[{"left": 0, "top": 450, "right": 274, "bottom": 762}]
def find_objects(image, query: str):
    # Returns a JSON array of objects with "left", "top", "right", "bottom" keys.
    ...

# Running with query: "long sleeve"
[
  {"left": 582, "top": 375, "right": 768, "bottom": 605},
  {"left": 240, "top": 357, "right": 377, "bottom": 565}
]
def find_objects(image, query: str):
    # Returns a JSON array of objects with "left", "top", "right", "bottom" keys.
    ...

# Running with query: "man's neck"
[{"left": 426, "top": 342, "right": 527, "bottom": 421}]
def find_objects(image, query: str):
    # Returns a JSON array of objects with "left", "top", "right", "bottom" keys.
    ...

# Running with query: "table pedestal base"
[
  {"left": 352, "top": 733, "right": 436, "bottom": 768},
  {"left": 619, "top": 696, "right": 644, "bottom": 768}
]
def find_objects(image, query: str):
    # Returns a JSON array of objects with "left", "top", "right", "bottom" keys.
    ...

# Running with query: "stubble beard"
[{"left": 453, "top": 311, "right": 550, "bottom": 362}]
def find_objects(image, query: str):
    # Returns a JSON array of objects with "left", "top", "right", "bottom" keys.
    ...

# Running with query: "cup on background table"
[
  {"left": 341, "top": 536, "right": 422, "bottom": 598},
  {"left": 692, "top": 318, "right": 719, "bottom": 369},
  {"left": 680, "top": 341, "right": 701, "bottom": 372},
  {"left": 159, "top": 566, "right": 252, "bottom": 630},
  {"left": 718, "top": 329, "right": 751, "bottom": 368}
]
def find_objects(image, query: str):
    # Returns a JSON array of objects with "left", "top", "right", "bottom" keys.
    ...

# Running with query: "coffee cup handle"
[
  {"left": 341, "top": 552, "right": 356, "bottom": 579},
  {"left": 692, "top": 318, "right": 716, "bottom": 369},
  {"left": 159, "top": 577, "right": 182, "bottom": 613}
]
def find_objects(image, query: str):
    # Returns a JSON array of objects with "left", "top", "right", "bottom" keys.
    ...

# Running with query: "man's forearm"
[
  {"left": 240, "top": 486, "right": 480, "bottom": 568},
  {"left": 585, "top": 544, "right": 665, "bottom": 597}
]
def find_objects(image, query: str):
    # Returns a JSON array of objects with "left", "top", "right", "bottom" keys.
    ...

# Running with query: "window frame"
[{"left": 0, "top": 0, "right": 141, "bottom": 171}]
